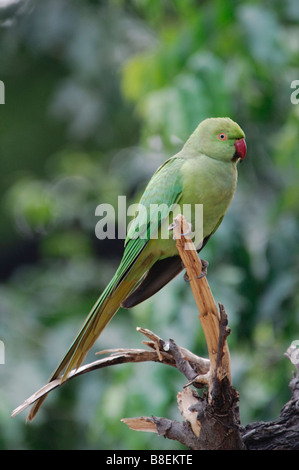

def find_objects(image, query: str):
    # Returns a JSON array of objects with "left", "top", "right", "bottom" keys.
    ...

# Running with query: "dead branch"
[
  {"left": 11, "top": 327, "right": 209, "bottom": 419},
  {"left": 241, "top": 363, "right": 299, "bottom": 449},
  {"left": 118, "top": 215, "right": 244, "bottom": 449},
  {"left": 11, "top": 326, "right": 299, "bottom": 450},
  {"left": 166, "top": 215, "right": 243, "bottom": 449},
  {"left": 240, "top": 342, "right": 299, "bottom": 450},
  {"left": 169, "top": 214, "right": 231, "bottom": 389}
]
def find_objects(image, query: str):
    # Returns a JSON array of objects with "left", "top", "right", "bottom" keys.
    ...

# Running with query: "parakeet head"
[{"left": 185, "top": 117, "right": 246, "bottom": 163}]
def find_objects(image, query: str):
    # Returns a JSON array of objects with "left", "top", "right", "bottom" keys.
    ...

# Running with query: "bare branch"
[
  {"left": 122, "top": 215, "right": 244, "bottom": 450},
  {"left": 169, "top": 214, "right": 231, "bottom": 389},
  {"left": 11, "top": 327, "right": 209, "bottom": 418}
]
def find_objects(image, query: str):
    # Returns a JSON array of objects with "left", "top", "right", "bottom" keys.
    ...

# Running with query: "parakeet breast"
[{"left": 180, "top": 153, "right": 238, "bottom": 239}]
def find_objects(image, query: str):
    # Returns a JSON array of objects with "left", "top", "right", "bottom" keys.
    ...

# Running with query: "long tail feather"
[{"left": 27, "top": 251, "right": 154, "bottom": 421}]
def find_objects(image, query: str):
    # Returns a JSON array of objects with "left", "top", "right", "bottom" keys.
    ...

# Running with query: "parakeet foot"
[
  {"left": 181, "top": 221, "right": 192, "bottom": 237},
  {"left": 196, "top": 259, "right": 209, "bottom": 279},
  {"left": 184, "top": 259, "right": 208, "bottom": 282},
  {"left": 168, "top": 220, "right": 192, "bottom": 240}
]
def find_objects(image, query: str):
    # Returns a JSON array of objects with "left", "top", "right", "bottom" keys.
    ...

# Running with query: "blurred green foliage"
[{"left": 0, "top": 0, "right": 299, "bottom": 450}]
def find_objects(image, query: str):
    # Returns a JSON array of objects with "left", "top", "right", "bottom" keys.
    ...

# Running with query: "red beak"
[{"left": 234, "top": 138, "right": 247, "bottom": 160}]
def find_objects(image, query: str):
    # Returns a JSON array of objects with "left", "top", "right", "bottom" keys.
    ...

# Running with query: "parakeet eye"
[{"left": 218, "top": 133, "right": 227, "bottom": 140}]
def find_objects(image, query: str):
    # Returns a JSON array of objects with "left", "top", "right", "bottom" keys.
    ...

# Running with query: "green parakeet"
[{"left": 27, "top": 117, "right": 246, "bottom": 420}]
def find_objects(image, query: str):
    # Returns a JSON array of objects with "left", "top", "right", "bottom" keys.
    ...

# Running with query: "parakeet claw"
[
  {"left": 196, "top": 259, "right": 209, "bottom": 279},
  {"left": 184, "top": 259, "right": 208, "bottom": 282},
  {"left": 168, "top": 220, "right": 178, "bottom": 240},
  {"left": 168, "top": 220, "right": 192, "bottom": 240},
  {"left": 181, "top": 222, "right": 192, "bottom": 237}
]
